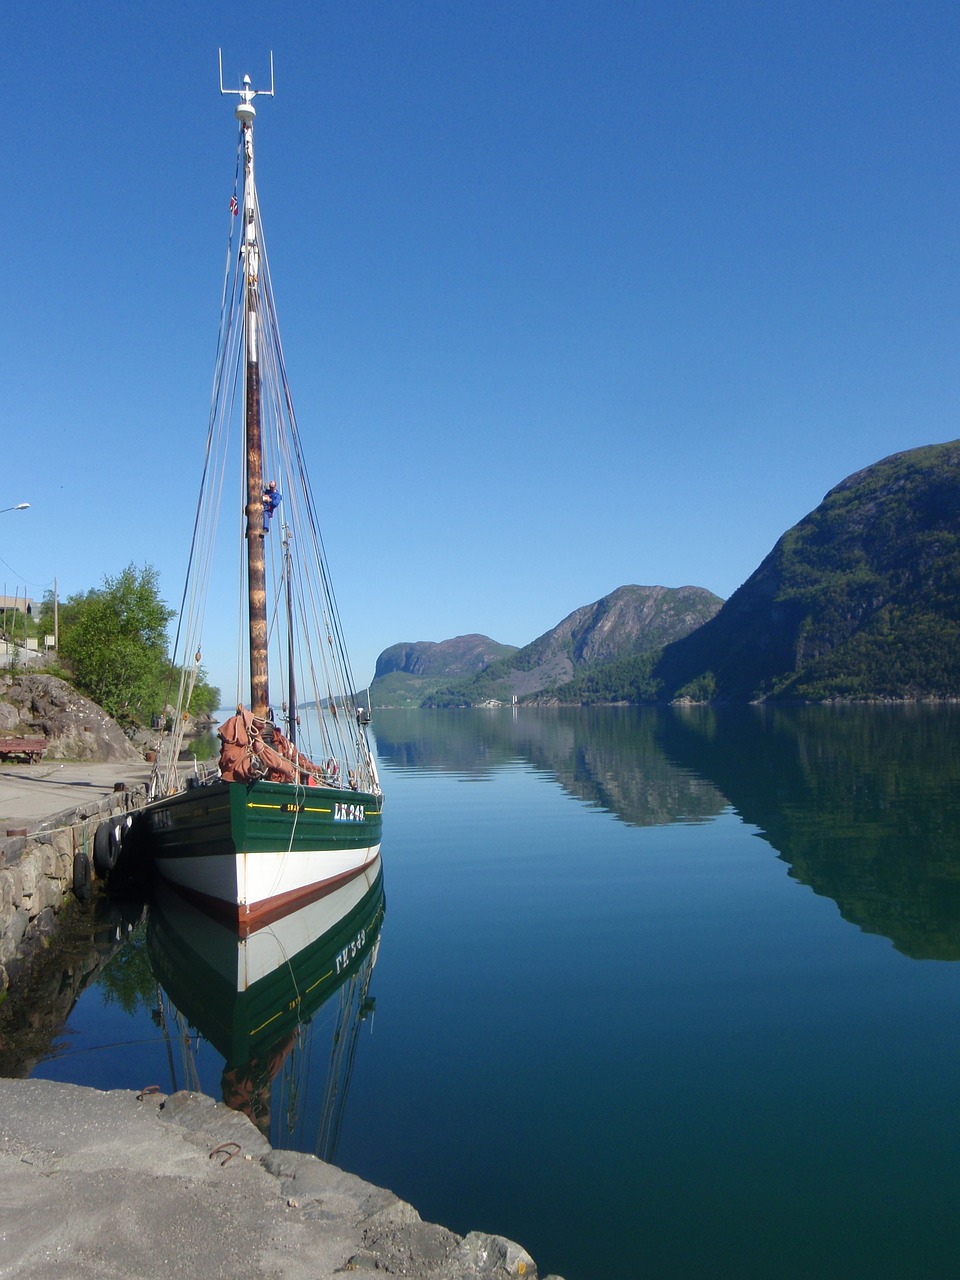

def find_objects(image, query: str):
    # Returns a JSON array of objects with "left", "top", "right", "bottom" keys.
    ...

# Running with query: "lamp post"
[{"left": 0, "top": 503, "right": 29, "bottom": 513}]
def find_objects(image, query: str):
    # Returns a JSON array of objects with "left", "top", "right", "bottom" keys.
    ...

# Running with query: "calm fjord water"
[{"left": 31, "top": 706, "right": 960, "bottom": 1279}]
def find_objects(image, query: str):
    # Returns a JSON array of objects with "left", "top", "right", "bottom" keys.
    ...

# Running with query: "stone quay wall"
[{"left": 0, "top": 782, "right": 147, "bottom": 997}]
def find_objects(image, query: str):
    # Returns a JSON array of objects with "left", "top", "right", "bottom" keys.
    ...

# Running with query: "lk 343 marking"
[{"left": 334, "top": 802, "right": 365, "bottom": 822}]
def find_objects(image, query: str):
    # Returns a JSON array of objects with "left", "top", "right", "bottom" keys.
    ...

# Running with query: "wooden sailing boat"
[{"left": 145, "top": 58, "right": 383, "bottom": 931}]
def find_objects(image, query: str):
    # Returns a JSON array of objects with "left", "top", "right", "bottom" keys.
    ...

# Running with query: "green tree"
[
  {"left": 188, "top": 675, "right": 221, "bottom": 718},
  {"left": 55, "top": 564, "right": 174, "bottom": 726},
  {"left": 676, "top": 671, "right": 717, "bottom": 702}
]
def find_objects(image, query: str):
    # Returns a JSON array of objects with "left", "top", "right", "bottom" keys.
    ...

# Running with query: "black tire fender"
[
  {"left": 73, "top": 849, "right": 92, "bottom": 902},
  {"left": 93, "top": 819, "right": 122, "bottom": 876}
]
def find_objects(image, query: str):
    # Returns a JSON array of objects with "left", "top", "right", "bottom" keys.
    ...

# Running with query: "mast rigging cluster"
[{"left": 155, "top": 58, "right": 378, "bottom": 800}]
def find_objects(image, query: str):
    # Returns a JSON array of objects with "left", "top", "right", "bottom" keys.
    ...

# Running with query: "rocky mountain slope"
[
  {"left": 411, "top": 585, "right": 723, "bottom": 706},
  {"left": 494, "top": 585, "right": 723, "bottom": 698},
  {"left": 653, "top": 440, "right": 960, "bottom": 701}
]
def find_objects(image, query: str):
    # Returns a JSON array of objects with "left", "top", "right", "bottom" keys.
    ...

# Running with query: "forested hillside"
[
  {"left": 371, "top": 441, "right": 960, "bottom": 706},
  {"left": 371, "top": 634, "right": 518, "bottom": 707},
  {"left": 652, "top": 441, "right": 960, "bottom": 701}
]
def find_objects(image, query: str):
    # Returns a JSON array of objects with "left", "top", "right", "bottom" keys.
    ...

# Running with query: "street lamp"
[{"left": 0, "top": 503, "right": 29, "bottom": 513}]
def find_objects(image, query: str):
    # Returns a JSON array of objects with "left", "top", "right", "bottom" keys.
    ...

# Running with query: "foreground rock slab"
[{"left": 0, "top": 1079, "right": 558, "bottom": 1280}]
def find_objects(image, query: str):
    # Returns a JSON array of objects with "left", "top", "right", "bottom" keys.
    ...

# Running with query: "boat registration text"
[
  {"left": 335, "top": 926, "right": 367, "bottom": 975},
  {"left": 334, "top": 801, "right": 365, "bottom": 822}
]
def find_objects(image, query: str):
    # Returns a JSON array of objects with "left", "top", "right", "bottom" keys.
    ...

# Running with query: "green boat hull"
[{"left": 146, "top": 777, "right": 383, "bottom": 931}]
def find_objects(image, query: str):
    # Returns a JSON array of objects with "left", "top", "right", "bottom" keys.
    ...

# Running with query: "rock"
[
  {"left": 35, "top": 906, "right": 57, "bottom": 937},
  {"left": 0, "top": 674, "right": 140, "bottom": 763},
  {"left": 0, "top": 871, "right": 15, "bottom": 913},
  {"left": 1, "top": 908, "right": 29, "bottom": 953},
  {"left": 32, "top": 880, "right": 63, "bottom": 918},
  {"left": 458, "top": 1232, "right": 539, "bottom": 1277}
]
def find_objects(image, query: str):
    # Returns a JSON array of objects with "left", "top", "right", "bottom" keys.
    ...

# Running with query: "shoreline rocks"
[{"left": 0, "top": 1080, "right": 560, "bottom": 1279}]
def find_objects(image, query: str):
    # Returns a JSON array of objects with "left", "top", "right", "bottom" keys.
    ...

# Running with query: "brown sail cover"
[{"left": 218, "top": 706, "right": 332, "bottom": 785}]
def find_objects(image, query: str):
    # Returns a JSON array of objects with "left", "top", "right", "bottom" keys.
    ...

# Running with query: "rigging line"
[
  {"left": 263, "top": 570, "right": 292, "bottom": 716},
  {"left": 255, "top": 271, "right": 332, "bottom": 747},
  {"left": 257, "top": 212, "right": 362, "bottom": 706},
  {"left": 50, "top": 1032, "right": 178, "bottom": 1061},
  {"left": 257, "top": 775, "right": 305, "bottom": 904},
  {"left": 234, "top": 433, "right": 247, "bottom": 708},
  {"left": 157, "top": 259, "right": 244, "bottom": 788},
  {"left": 281, "top": 1023, "right": 310, "bottom": 1149},
  {"left": 249, "top": 200, "right": 367, "bottom": 775},
  {"left": 317, "top": 965, "right": 371, "bottom": 1163},
  {"left": 315, "top": 977, "right": 352, "bottom": 1154},
  {"left": 186, "top": 259, "right": 245, "bottom": 635},
  {"left": 299, "top": 587, "right": 353, "bottom": 764},
  {"left": 174, "top": 255, "right": 242, "bottom": 685},
  {"left": 289, "top": 427, "right": 360, "bottom": 705},
  {"left": 216, "top": 130, "right": 243, "bottom": 321},
  {"left": 261, "top": 366, "right": 343, "bottom": 727},
  {"left": 174, "top": 1008, "right": 202, "bottom": 1094},
  {"left": 209, "top": 247, "right": 249, "bottom": 710},
  {"left": 324, "top": 991, "right": 363, "bottom": 1160},
  {"left": 291, "top": 585, "right": 336, "bottom": 760},
  {"left": 163, "top": 231, "right": 243, "bottom": 703},
  {"left": 218, "top": 312, "right": 248, "bottom": 710},
  {"left": 157, "top": 986, "right": 179, "bottom": 1094},
  {"left": 178, "top": 348, "right": 235, "bottom": 677},
  {"left": 327, "top": 949, "right": 379, "bottom": 1156},
  {"left": 257, "top": 919, "right": 305, "bottom": 1012},
  {"left": 289, "top": 1015, "right": 317, "bottom": 1151},
  {"left": 257, "top": 280, "right": 348, "bottom": 680}
]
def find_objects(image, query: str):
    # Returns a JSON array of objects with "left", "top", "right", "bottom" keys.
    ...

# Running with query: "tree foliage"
[
  {"left": 548, "top": 651, "right": 663, "bottom": 704},
  {"left": 45, "top": 563, "right": 219, "bottom": 727}
]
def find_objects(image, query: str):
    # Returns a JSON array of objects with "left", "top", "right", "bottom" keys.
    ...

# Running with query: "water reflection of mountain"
[
  {"left": 656, "top": 706, "right": 960, "bottom": 960},
  {"left": 376, "top": 706, "right": 960, "bottom": 958},
  {"left": 374, "top": 708, "right": 725, "bottom": 826},
  {"left": 147, "top": 859, "right": 385, "bottom": 1154}
]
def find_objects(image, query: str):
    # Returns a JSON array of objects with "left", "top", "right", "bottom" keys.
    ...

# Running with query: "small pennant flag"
[{"left": 230, "top": 194, "right": 239, "bottom": 216}]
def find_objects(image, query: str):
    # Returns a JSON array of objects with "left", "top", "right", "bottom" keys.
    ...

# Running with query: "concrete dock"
[{"left": 0, "top": 761, "right": 153, "bottom": 834}]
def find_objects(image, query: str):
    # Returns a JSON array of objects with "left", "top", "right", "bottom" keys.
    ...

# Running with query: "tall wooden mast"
[{"left": 223, "top": 57, "right": 275, "bottom": 720}]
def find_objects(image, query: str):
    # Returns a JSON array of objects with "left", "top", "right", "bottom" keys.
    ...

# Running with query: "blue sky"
[{"left": 6, "top": 1, "right": 960, "bottom": 694}]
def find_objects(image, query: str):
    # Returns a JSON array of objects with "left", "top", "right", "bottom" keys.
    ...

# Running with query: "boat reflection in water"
[{"left": 147, "top": 856, "right": 385, "bottom": 1156}]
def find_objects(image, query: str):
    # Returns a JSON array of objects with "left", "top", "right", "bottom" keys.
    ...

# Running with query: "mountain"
[
  {"left": 371, "top": 634, "right": 518, "bottom": 707},
  {"left": 653, "top": 441, "right": 960, "bottom": 701},
  {"left": 420, "top": 585, "right": 723, "bottom": 706},
  {"left": 375, "top": 634, "right": 517, "bottom": 679}
]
